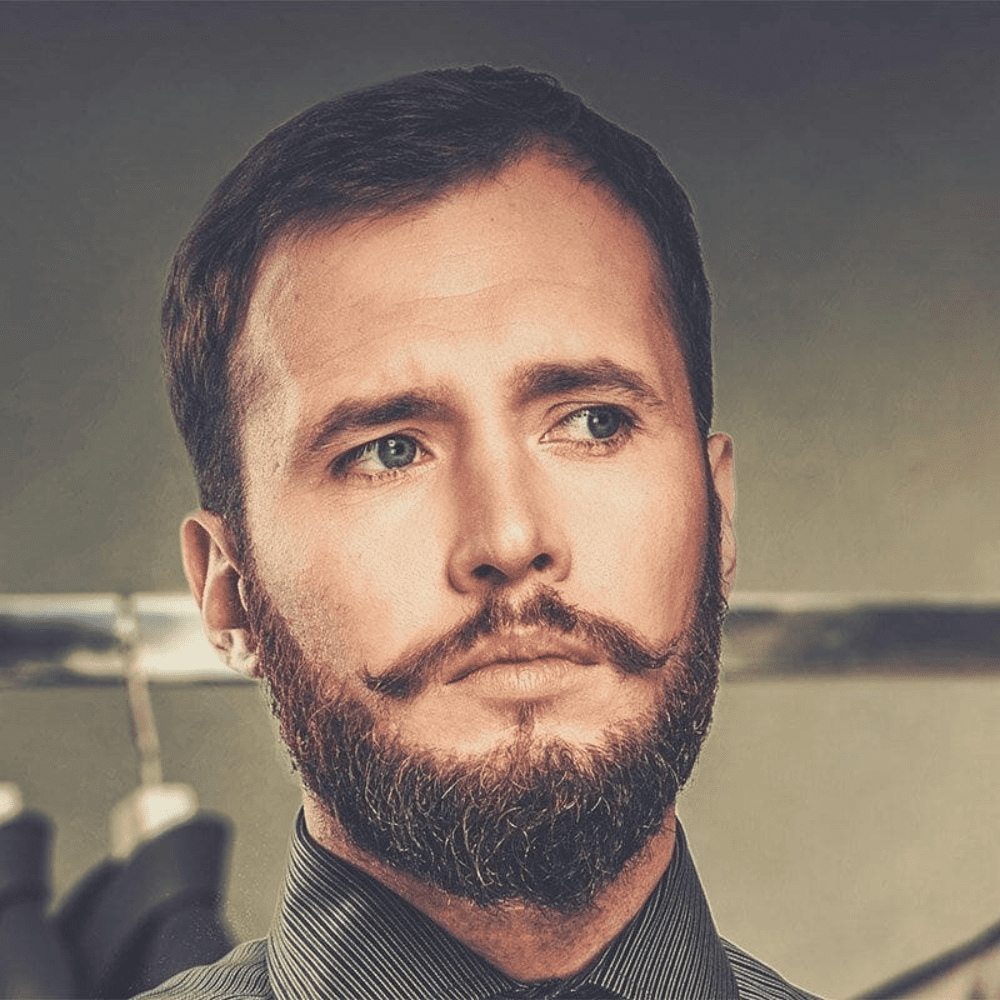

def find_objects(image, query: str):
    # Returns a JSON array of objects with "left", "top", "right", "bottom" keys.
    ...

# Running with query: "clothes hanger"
[
  {"left": 55, "top": 596, "right": 233, "bottom": 999},
  {"left": 111, "top": 594, "right": 200, "bottom": 856}
]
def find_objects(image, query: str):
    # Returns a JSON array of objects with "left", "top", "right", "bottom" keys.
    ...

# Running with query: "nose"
[{"left": 446, "top": 446, "right": 571, "bottom": 594}]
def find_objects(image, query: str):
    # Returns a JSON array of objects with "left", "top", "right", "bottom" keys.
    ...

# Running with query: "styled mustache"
[{"left": 363, "top": 586, "right": 680, "bottom": 700}]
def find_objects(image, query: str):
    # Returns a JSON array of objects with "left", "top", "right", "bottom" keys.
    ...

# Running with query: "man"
[{"left": 151, "top": 67, "right": 818, "bottom": 999}]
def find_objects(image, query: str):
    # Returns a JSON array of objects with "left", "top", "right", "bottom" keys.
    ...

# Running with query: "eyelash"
[
  {"left": 331, "top": 404, "right": 637, "bottom": 482},
  {"left": 548, "top": 405, "right": 637, "bottom": 454},
  {"left": 331, "top": 435, "right": 430, "bottom": 481}
]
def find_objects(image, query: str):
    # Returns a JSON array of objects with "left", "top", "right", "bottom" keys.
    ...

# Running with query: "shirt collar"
[
  {"left": 267, "top": 811, "right": 738, "bottom": 1000},
  {"left": 577, "top": 820, "right": 739, "bottom": 1000}
]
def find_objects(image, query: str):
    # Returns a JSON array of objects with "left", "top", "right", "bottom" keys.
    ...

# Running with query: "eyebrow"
[
  {"left": 512, "top": 360, "right": 668, "bottom": 409},
  {"left": 299, "top": 359, "right": 667, "bottom": 463},
  {"left": 302, "top": 392, "right": 455, "bottom": 458}
]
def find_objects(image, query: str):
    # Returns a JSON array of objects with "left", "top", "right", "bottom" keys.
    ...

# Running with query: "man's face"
[{"left": 233, "top": 154, "right": 734, "bottom": 768}]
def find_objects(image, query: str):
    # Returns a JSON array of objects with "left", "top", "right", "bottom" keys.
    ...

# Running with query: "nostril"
[{"left": 467, "top": 554, "right": 552, "bottom": 585}]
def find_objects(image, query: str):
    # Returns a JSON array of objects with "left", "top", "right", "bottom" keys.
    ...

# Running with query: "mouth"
[{"left": 446, "top": 629, "right": 602, "bottom": 685}]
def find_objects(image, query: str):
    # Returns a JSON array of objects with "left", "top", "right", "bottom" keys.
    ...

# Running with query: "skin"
[{"left": 182, "top": 153, "right": 736, "bottom": 980}]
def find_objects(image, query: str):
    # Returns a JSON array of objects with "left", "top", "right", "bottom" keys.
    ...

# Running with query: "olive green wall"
[{"left": 2, "top": 1, "right": 998, "bottom": 595}]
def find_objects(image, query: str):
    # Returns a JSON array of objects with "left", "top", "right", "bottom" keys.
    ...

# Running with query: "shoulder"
[
  {"left": 132, "top": 939, "right": 272, "bottom": 1000},
  {"left": 722, "top": 939, "right": 825, "bottom": 1000}
]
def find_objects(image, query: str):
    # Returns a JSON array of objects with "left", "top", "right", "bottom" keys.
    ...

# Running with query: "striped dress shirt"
[{"left": 137, "top": 811, "right": 820, "bottom": 1000}]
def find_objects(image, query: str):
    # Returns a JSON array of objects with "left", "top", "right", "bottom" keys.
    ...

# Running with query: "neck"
[{"left": 302, "top": 794, "right": 677, "bottom": 983}]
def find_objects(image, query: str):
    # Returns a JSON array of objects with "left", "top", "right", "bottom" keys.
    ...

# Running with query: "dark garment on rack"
[
  {"left": 0, "top": 812, "right": 78, "bottom": 999},
  {"left": 57, "top": 815, "right": 234, "bottom": 999}
]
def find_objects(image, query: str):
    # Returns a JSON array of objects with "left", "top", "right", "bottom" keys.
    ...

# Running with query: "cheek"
[
  {"left": 559, "top": 462, "right": 708, "bottom": 634},
  {"left": 249, "top": 490, "right": 453, "bottom": 669}
]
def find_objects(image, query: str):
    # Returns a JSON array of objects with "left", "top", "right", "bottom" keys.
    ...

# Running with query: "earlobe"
[
  {"left": 706, "top": 433, "right": 737, "bottom": 597},
  {"left": 180, "top": 512, "right": 261, "bottom": 678}
]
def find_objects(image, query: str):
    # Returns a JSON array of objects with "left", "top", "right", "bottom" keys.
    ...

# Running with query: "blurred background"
[{"left": 1, "top": 3, "right": 998, "bottom": 997}]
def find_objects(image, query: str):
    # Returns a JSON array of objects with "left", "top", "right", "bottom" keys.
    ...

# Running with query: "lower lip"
[{"left": 457, "top": 657, "right": 598, "bottom": 700}]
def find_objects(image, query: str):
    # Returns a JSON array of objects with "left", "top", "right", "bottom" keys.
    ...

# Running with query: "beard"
[{"left": 243, "top": 489, "right": 727, "bottom": 914}]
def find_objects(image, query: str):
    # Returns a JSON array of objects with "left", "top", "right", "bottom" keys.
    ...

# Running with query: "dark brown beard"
[{"left": 244, "top": 490, "right": 726, "bottom": 912}]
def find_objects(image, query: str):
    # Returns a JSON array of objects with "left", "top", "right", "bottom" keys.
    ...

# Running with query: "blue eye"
[
  {"left": 547, "top": 405, "right": 636, "bottom": 451},
  {"left": 585, "top": 407, "right": 623, "bottom": 440},
  {"left": 336, "top": 434, "right": 422, "bottom": 478},
  {"left": 377, "top": 436, "right": 418, "bottom": 468}
]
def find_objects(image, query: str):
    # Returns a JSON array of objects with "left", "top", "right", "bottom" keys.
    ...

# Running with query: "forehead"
[{"left": 234, "top": 154, "right": 688, "bottom": 452}]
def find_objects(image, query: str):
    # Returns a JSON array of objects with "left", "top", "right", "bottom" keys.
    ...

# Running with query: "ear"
[
  {"left": 180, "top": 511, "right": 261, "bottom": 678},
  {"left": 706, "top": 433, "right": 737, "bottom": 598}
]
